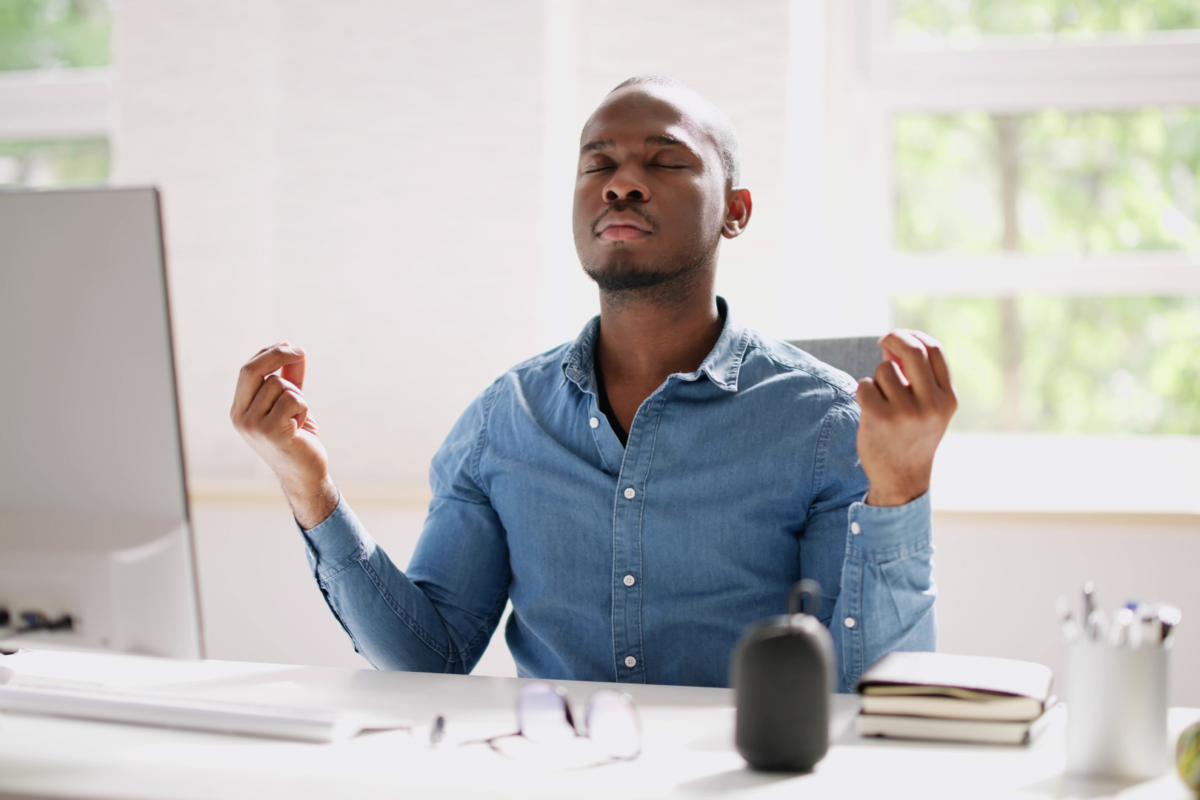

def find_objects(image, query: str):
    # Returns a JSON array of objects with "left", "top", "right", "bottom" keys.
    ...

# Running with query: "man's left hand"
[{"left": 856, "top": 329, "right": 958, "bottom": 507}]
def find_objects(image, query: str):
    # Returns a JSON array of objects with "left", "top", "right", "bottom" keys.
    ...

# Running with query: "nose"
[{"left": 603, "top": 163, "right": 650, "bottom": 203}]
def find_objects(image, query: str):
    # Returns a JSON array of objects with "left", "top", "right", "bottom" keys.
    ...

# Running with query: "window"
[
  {"left": 787, "top": 1, "right": 1200, "bottom": 511},
  {"left": 864, "top": 0, "right": 1200, "bottom": 437},
  {"left": 0, "top": 0, "right": 112, "bottom": 189}
]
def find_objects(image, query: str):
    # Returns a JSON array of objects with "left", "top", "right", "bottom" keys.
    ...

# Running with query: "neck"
[{"left": 595, "top": 272, "right": 723, "bottom": 387}]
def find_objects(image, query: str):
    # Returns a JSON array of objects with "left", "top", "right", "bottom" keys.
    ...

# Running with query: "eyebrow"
[
  {"left": 580, "top": 138, "right": 614, "bottom": 154},
  {"left": 579, "top": 134, "right": 699, "bottom": 156}
]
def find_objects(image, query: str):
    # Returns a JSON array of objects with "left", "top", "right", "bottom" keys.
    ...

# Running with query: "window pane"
[
  {"left": 0, "top": 0, "right": 112, "bottom": 71},
  {"left": 895, "top": 296, "right": 1200, "bottom": 434},
  {"left": 894, "top": 0, "right": 1200, "bottom": 45},
  {"left": 895, "top": 108, "right": 1200, "bottom": 254},
  {"left": 0, "top": 139, "right": 110, "bottom": 186}
]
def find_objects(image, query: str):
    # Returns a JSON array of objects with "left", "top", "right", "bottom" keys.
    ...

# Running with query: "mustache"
[{"left": 591, "top": 203, "right": 659, "bottom": 235}]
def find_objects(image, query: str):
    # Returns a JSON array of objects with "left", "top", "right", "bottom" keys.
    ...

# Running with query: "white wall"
[{"left": 112, "top": 0, "right": 791, "bottom": 494}]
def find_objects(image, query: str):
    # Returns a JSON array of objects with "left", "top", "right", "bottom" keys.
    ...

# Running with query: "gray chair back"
[{"left": 785, "top": 337, "right": 881, "bottom": 381}]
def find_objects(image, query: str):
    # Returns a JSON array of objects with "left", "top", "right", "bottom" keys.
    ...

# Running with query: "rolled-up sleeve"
[
  {"left": 803, "top": 396, "right": 937, "bottom": 693},
  {"left": 298, "top": 384, "right": 511, "bottom": 674}
]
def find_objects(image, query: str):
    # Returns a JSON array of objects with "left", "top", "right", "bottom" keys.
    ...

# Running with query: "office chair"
[{"left": 785, "top": 337, "right": 881, "bottom": 381}]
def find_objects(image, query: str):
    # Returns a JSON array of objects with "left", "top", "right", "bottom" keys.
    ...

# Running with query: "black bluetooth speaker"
[{"left": 730, "top": 579, "right": 835, "bottom": 772}]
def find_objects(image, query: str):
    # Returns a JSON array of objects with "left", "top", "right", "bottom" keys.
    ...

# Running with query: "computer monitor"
[{"left": 0, "top": 187, "right": 203, "bottom": 659}]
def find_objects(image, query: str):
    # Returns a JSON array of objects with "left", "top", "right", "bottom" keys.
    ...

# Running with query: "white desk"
[{"left": 0, "top": 650, "right": 1196, "bottom": 800}]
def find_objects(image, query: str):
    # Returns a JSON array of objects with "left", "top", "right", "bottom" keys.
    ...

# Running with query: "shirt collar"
[{"left": 561, "top": 296, "right": 750, "bottom": 394}]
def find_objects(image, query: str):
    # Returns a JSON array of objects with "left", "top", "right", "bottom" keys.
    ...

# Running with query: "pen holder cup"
[{"left": 1066, "top": 641, "right": 1168, "bottom": 780}]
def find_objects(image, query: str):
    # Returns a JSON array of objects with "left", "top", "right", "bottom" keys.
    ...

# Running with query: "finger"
[
  {"left": 233, "top": 344, "right": 306, "bottom": 416},
  {"left": 880, "top": 346, "right": 909, "bottom": 385},
  {"left": 873, "top": 358, "right": 913, "bottom": 408},
  {"left": 246, "top": 374, "right": 292, "bottom": 421},
  {"left": 879, "top": 330, "right": 936, "bottom": 406},
  {"left": 908, "top": 330, "right": 953, "bottom": 393},
  {"left": 280, "top": 347, "right": 306, "bottom": 391},
  {"left": 300, "top": 413, "right": 319, "bottom": 435},
  {"left": 856, "top": 378, "right": 890, "bottom": 417},
  {"left": 266, "top": 387, "right": 309, "bottom": 432}
]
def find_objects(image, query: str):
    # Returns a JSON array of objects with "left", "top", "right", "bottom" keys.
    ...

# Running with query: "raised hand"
[
  {"left": 230, "top": 342, "right": 339, "bottom": 528},
  {"left": 855, "top": 330, "right": 957, "bottom": 507}
]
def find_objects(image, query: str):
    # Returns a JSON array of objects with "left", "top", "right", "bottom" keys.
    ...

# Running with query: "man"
[{"left": 231, "top": 76, "right": 956, "bottom": 692}]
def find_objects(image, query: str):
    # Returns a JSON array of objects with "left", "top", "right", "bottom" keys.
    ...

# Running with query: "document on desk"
[{"left": 855, "top": 652, "right": 1055, "bottom": 745}]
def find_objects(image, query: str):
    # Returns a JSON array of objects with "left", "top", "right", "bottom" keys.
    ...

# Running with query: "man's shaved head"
[{"left": 608, "top": 75, "right": 742, "bottom": 188}]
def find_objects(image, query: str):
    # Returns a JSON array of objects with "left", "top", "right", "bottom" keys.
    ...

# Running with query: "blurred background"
[{"left": 1, "top": 0, "right": 1197, "bottom": 703}]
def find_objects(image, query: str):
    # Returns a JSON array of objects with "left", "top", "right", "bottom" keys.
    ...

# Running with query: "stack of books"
[{"left": 855, "top": 652, "right": 1055, "bottom": 745}]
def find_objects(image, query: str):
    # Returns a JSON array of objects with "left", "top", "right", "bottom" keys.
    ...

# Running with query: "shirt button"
[
  {"left": 623, "top": 574, "right": 635, "bottom": 587},
  {"left": 850, "top": 521, "right": 862, "bottom": 535},
  {"left": 623, "top": 487, "right": 636, "bottom": 500},
  {"left": 844, "top": 616, "right": 856, "bottom": 629},
  {"left": 589, "top": 417, "right": 599, "bottom": 429},
  {"left": 625, "top": 656, "right": 637, "bottom": 668}
]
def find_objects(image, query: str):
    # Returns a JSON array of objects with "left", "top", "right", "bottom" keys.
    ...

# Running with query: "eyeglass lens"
[
  {"left": 517, "top": 682, "right": 576, "bottom": 745},
  {"left": 584, "top": 689, "right": 641, "bottom": 759}
]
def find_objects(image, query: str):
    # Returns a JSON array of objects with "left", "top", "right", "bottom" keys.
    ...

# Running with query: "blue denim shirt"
[{"left": 301, "top": 299, "right": 936, "bottom": 692}]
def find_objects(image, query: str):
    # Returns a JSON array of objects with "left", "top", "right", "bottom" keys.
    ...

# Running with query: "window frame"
[{"left": 0, "top": 68, "right": 111, "bottom": 142}]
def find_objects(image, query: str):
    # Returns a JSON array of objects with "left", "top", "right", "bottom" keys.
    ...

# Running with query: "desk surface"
[{"left": 0, "top": 650, "right": 1196, "bottom": 800}]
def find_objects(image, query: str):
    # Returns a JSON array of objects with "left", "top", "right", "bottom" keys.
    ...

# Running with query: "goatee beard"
[{"left": 583, "top": 249, "right": 713, "bottom": 307}]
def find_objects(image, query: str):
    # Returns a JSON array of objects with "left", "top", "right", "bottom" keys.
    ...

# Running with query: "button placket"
[{"left": 608, "top": 390, "right": 665, "bottom": 684}]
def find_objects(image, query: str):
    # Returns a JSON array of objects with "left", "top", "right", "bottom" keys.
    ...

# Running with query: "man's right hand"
[{"left": 230, "top": 342, "right": 340, "bottom": 529}]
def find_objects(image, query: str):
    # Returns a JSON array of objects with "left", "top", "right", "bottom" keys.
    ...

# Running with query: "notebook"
[{"left": 855, "top": 652, "right": 1055, "bottom": 745}]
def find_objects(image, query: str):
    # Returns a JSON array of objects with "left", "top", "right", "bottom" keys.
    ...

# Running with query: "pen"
[
  {"left": 1135, "top": 603, "right": 1159, "bottom": 647},
  {"left": 1082, "top": 582, "right": 1095, "bottom": 640},
  {"left": 1157, "top": 604, "right": 1181, "bottom": 645}
]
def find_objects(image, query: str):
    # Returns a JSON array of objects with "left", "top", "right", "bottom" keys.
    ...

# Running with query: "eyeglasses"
[{"left": 464, "top": 681, "right": 642, "bottom": 770}]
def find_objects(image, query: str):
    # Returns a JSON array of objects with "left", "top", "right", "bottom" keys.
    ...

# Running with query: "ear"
[{"left": 721, "top": 187, "right": 752, "bottom": 239}]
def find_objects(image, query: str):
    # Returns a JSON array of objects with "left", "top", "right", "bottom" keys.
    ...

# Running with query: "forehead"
[{"left": 580, "top": 87, "right": 720, "bottom": 163}]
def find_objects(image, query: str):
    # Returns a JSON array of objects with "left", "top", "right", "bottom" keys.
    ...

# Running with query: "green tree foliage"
[
  {"left": 0, "top": 139, "right": 109, "bottom": 186},
  {"left": 895, "top": 0, "right": 1200, "bottom": 43},
  {"left": 0, "top": 0, "right": 111, "bottom": 71},
  {"left": 896, "top": 296, "right": 1200, "bottom": 434},
  {"left": 896, "top": 109, "right": 1200, "bottom": 254}
]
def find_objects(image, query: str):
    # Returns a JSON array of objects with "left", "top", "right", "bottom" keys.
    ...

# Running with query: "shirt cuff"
[
  {"left": 846, "top": 490, "right": 932, "bottom": 562},
  {"left": 297, "top": 497, "right": 369, "bottom": 583}
]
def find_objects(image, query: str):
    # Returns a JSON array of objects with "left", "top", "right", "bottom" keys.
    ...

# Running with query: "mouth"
[
  {"left": 594, "top": 209, "right": 654, "bottom": 242},
  {"left": 599, "top": 224, "right": 651, "bottom": 242}
]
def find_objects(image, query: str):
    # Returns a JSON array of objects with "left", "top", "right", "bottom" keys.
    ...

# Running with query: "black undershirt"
[{"left": 594, "top": 362, "right": 628, "bottom": 446}]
